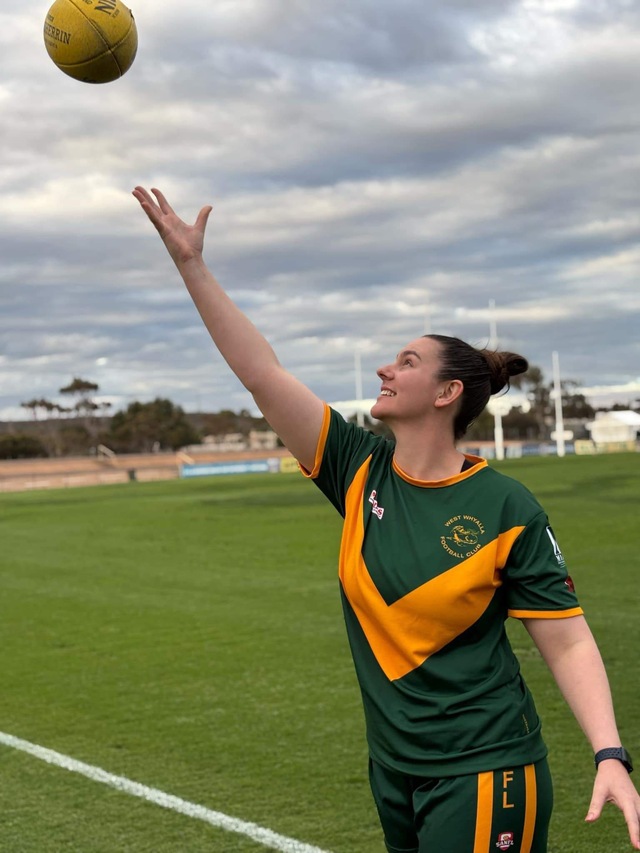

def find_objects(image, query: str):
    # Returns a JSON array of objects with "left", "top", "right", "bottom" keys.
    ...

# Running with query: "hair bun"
[{"left": 483, "top": 350, "right": 529, "bottom": 395}]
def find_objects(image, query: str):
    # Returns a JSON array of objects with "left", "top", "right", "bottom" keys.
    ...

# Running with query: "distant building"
[
  {"left": 200, "top": 432, "right": 247, "bottom": 451},
  {"left": 587, "top": 410, "right": 640, "bottom": 447},
  {"left": 182, "top": 429, "right": 278, "bottom": 454},
  {"left": 248, "top": 430, "right": 279, "bottom": 450}
]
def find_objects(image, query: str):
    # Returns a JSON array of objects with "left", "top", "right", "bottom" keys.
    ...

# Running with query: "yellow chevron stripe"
[{"left": 339, "top": 457, "right": 525, "bottom": 681}]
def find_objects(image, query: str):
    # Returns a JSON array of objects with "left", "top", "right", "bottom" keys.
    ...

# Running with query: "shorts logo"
[
  {"left": 440, "top": 515, "right": 485, "bottom": 559},
  {"left": 496, "top": 832, "right": 514, "bottom": 850}
]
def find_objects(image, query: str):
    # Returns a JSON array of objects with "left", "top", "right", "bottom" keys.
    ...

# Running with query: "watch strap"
[{"left": 594, "top": 747, "right": 633, "bottom": 774}]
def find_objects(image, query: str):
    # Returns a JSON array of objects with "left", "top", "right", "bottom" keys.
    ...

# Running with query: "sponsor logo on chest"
[{"left": 368, "top": 490, "right": 384, "bottom": 520}]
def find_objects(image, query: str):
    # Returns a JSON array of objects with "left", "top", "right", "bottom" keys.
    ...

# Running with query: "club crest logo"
[
  {"left": 495, "top": 831, "right": 514, "bottom": 850},
  {"left": 441, "top": 515, "right": 486, "bottom": 559}
]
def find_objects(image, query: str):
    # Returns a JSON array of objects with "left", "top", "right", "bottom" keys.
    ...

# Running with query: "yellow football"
[{"left": 43, "top": 0, "right": 138, "bottom": 84}]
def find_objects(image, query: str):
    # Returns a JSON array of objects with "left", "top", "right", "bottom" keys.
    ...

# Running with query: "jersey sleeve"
[
  {"left": 299, "top": 403, "right": 383, "bottom": 517},
  {"left": 504, "top": 511, "right": 583, "bottom": 619}
]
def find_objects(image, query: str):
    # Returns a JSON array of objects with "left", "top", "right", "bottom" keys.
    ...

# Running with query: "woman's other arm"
[{"left": 524, "top": 615, "right": 640, "bottom": 849}]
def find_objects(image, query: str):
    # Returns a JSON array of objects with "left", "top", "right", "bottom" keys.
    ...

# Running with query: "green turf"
[{"left": 0, "top": 453, "right": 638, "bottom": 852}]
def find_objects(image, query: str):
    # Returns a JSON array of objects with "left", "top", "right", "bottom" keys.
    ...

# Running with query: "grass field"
[{"left": 0, "top": 453, "right": 638, "bottom": 852}]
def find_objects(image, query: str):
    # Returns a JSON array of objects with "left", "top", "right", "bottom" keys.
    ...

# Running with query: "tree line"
[{"left": 0, "top": 377, "right": 268, "bottom": 459}]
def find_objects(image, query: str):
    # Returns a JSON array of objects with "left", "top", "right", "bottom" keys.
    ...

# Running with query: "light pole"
[{"left": 552, "top": 350, "right": 566, "bottom": 458}]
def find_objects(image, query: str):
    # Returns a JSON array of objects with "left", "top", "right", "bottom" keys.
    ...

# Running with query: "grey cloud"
[
  {"left": 152, "top": 0, "right": 518, "bottom": 73},
  {"left": 570, "top": 0, "right": 640, "bottom": 29}
]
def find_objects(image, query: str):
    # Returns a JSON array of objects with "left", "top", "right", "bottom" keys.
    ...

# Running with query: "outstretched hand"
[
  {"left": 585, "top": 761, "right": 640, "bottom": 849},
  {"left": 132, "top": 186, "right": 212, "bottom": 267}
]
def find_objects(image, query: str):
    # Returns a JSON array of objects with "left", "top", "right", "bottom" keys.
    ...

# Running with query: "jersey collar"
[{"left": 392, "top": 454, "right": 487, "bottom": 488}]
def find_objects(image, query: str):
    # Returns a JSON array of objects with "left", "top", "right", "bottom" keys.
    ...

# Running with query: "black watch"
[{"left": 594, "top": 747, "right": 633, "bottom": 774}]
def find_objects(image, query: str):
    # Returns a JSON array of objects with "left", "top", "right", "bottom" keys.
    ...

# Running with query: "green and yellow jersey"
[{"left": 303, "top": 405, "right": 582, "bottom": 777}]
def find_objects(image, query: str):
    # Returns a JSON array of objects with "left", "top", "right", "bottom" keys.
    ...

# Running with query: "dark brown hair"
[{"left": 426, "top": 334, "right": 529, "bottom": 440}]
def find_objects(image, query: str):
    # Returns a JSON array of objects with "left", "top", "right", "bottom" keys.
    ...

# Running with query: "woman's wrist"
[{"left": 594, "top": 747, "right": 633, "bottom": 774}]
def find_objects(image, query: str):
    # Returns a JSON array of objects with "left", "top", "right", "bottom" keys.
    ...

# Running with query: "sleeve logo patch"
[
  {"left": 496, "top": 832, "right": 515, "bottom": 849},
  {"left": 545, "top": 526, "right": 566, "bottom": 568}
]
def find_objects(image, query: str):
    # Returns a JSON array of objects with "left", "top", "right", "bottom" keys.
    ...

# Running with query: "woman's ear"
[{"left": 434, "top": 379, "right": 464, "bottom": 409}]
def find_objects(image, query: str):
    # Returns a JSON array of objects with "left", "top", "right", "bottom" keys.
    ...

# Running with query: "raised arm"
[
  {"left": 523, "top": 615, "right": 640, "bottom": 849},
  {"left": 132, "top": 187, "right": 325, "bottom": 472}
]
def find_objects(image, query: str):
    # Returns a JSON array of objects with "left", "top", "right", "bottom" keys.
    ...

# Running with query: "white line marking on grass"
[{"left": 0, "top": 731, "right": 332, "bottom": 853}]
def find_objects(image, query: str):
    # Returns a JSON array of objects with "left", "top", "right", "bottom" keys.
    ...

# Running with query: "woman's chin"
[{"left": 370, "top": 402, "right": 388, "bottom": 422}]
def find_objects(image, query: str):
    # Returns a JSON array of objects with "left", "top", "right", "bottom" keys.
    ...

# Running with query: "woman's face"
[{"left": 370, "top": 336, "right": 451, "bottom": 423}]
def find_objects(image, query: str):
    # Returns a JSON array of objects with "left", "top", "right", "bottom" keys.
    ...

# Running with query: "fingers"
[
  {"left": 585, "top": 774, "right": 640, "bottom": 849},
  {"left": 585, "top": 792, "right": 604, "bottom": 823},
  {"left": 132, "top": 186, "right": 165, "bottom": 234},
  {"left": 618, "top": 792, "right": 640, "bottom": 849},
  {"left": 150, "top": 187, "right": 175, "bottom": 215},
  {"left": 622, "top": 802, "right": 640, "bottom": 849},
  {"left": 195, "top": 205, "right": 213, "bottom": 233},
  {"left": 132, "top": 187, "right": 210, "bottom": 228},
  {"left": 132, "top": 185, "right": 157, "bottom": 209},
  {"left": 132, "top": 186, "right": 171, "bottom": 218},
  {"left": 132, "top": 187, "right": 213, "bottom": 251}
]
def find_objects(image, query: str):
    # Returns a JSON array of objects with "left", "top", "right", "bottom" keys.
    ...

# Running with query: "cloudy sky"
[{"left": 1, "top": 0, "right": 639, "bottom": 422}]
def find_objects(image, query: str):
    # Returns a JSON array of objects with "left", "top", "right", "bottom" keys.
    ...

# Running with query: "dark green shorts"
[{"left": 369, "top": 757, "right": 553, "bottom": 853}]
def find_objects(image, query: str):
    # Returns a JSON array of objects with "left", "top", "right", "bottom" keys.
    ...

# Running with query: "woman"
[{"left": 132, "top": 186, "right": 639, "bottom": 852}]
